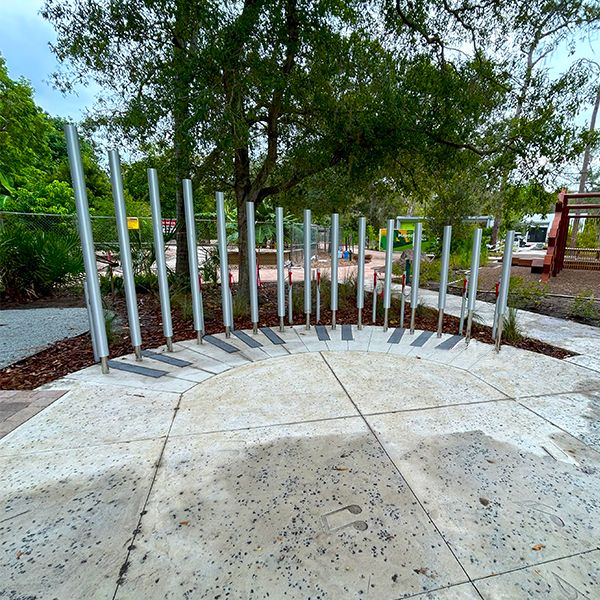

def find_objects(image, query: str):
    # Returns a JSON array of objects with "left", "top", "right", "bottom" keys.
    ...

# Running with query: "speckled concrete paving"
[{"left": 1, "top": 325, "right": 599, "bottom": 599}]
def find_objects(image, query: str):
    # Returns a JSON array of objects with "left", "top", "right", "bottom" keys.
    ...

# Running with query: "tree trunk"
[
  {"left": 234, "top": 146, "right": 251, "bottom": 299},
  {"left": 571, "top": 85, "right": 600, "bottom": 246}
]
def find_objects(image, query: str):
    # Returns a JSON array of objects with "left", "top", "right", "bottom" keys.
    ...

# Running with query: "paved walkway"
[{"left": 1, "top": 326, "right": 599, "bottom": 598}]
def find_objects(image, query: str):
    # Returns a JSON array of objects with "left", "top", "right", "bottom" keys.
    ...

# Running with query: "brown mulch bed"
[{"left": 0, "top": 282, "right": 574, "bottom": 390}]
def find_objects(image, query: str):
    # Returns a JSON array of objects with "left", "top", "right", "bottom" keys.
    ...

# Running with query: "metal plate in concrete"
[
  {"left": 436, "top": 335, "right": 463, "bottom": 350},
  {"left": 474, "top": 550, "right": 600, "bottom": 599},
  {"left": 108, "top": 359, "right": 168, "bottom": 378},
  {"left": 0, "top": 384, "right": 180, "bottom": 455},
  {"left": 116, "top": 418, "right": 467, "bottom": 598},
  {"left": 411, "top": 331, "right": 434, "bottom": 347},
  {"left": 519, "top": 389, "right": 600, "bottom": 451},
  {"left": 203, "top": 335, "right": 240, "bottom": 353},
  {"left": 387, "top": 327, "right": 405, "bottom": 344},
  {"left": 323, "top": 352, "right": 506, "bottom": 414},
  {"left": 0, "top": 439, "right": 163, "bottom": 599},
  {"left": 170, "top": 353, "right": 357, "bottom": 435},
  {"left": 142, "top": 350, "right": 192, "bottom": 367},
  {"left": 233, "top": 330, "right": 263, "bottom": 348},
  {"left": 315, "top": 325, "right": 331, "bottom": 341},
  {"left": 259, "top": 327, "right": 286, "bottom": 345},
  {"left": 341, "top": 324, "right": 354, "bottom": 341},
  {"left": 368, "top": 401, "right": 600, "bottom": 579}
]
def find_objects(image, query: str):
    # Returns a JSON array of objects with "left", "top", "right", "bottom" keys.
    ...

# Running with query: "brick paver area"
[{"left": 0, "top": 390, "right": 67, "bottom": 438}]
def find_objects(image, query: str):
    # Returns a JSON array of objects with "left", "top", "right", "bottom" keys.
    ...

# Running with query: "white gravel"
[{"left": 0, "top": 308, "right": 90, "bottom": 368}]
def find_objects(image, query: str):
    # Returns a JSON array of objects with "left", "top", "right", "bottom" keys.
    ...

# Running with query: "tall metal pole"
[
  {"left": 495, "top": 230, "right": 515, "bottom": 351},
  {"left": 330, "top": 213, "right": 339, "bottom": 329},
  {"left": 316, "top": 269, "right": 321, "bottom": 323},
  {"left": 64, "top": 124, "right": 109, "bottom": 373},
  {"left": 276, "top": 207, "right": 285, "bottom": 331},
  {"left": 183, "top": 179, "right": 204, "bottom": 343},
  {"left": 83, "top": 280, "right": 99, "bottom": 364},
  {"left": 357, "top": 216, "right": 366, "bottom": 329},
  {"left": 437, "top": 224, "right": 452, "bottom": 337},
  {"left": 303, "top": 209, "right": 312, "bottom": 329},
  {"left": 246, "top": 201, "right": 259, "bottom": 333},
  {"left": 383, "top": 218, "right": 394, "bottom": 331},
  {"left": 109, "top": 150, "right": 142, "bottom": 359},
  {"left": 409, "top": 222, "right": 423, "bottom": 334},
  {"left": 465, "top": 227, "right": 483, "bottom": 344},
  {"left": 216, "top": 191, "right": 233, "bottom": 337},
  {"left": 148, "top": 168, "right": 173, "bottom": 351}
]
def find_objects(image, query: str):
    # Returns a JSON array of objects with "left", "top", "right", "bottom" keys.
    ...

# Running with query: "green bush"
[
  {"left": 502, "top": 307, "right": 523, "bottom": 342},
  {"left": 568, "top": 290, "right": 599, "bottom": 321},
  {"left": 0, "top": 222, "right": 84, "bottom": 298},
  {"left": 508, "top": 275, "right": 548, "bottom": 309}
]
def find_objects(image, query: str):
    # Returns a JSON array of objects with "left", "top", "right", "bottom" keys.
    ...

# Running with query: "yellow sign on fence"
[{"left": 127, "top": 217, "right": 140, "bottom": 230}]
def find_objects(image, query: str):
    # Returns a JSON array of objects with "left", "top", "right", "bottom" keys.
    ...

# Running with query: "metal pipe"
[
  {"left": 372, "top": 271, "right": 377, "bottom": 324},
  {"left": 183, "top": 179, "right": 204, "bottom": 343},
  {"left": 110, "top": 150, "right": 143, "bottom": 359},
  {"left": 330, "top": 213, "right": 339, "bottom": 329},
  {"left": 465, "top": 227, "right": 483, "bottom": 344},
  {"left": 288, "top": 269, "right": 293, "bottom": 325},
  {"left": 303, "top": 209, "right": 311, "bottom": 329},
  {"left": 409, "top": 222, "right": 423, "bottom": 334},
  {"left": 83, "top": 279, "right": 99, "bottom": 363},
  {"left": 383, "top": 218, "right": 394, "bottom": 331},
  {"left": 437, "top": 224, "right": 452, "bottom": 337},
  {"left": 246, "top": 201, "right": 259, "bottom": 331},
  {"left": 216, "top": 191, "right": 233, "bottom": 336},
  {"left": 400, "top": 273, "right": 406, "bottom": 329},
  {"left": 148, "top": 168, "right": 173, "bottom": 351},
  {"left": 492, "top": 281, "right": 500, "bottom": 340},
  {"left": 316, "top": 269, "right": 321, "bottom": 323},
  {"left": 276, "top": 207, "right": 285, "bottom": 330},
  {"left": 495, "top": 230, "right": 515, "bottom": 351},
  {"left": 458, "top": 277, "right": 468, "bottom": 335},
  {"left": 64, "top": 124, "right": 109, "bottom": 372},
  {"left": 357, "top": 216, "right": 366, "bottom": 329}
]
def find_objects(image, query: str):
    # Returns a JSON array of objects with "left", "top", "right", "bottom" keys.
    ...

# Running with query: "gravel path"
[{"left": 0, "top": 308, "right": 89, "bottom": 368}]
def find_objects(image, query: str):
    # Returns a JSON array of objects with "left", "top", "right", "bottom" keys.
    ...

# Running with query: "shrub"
[
  {"left": 502, "top": 307, "right": 523, "bottom": 342},
  {"left": 0, "top": 222, "right": 84, "bottom": 298},
  {"left": 568, "top": 290, "right": 599, "bottom": 321},
  {"left": 508, "top": 275, "right": 548, "bottom": 309}
]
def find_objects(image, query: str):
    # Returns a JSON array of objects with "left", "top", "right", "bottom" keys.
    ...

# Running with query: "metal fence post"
[
  {"left": 183, "top": 179, "right": 205, "bottom": 343},
  {"left": 64, "top": 124, "right": 109, "bottom": 373},
  {"left": 246, "top": 201, "right": 259, "bottom": 333},
  {"left": 148, "top": 168, "right": 174, "bottom": 351},
  {"left": 465, "top": 227, "right": 483, "bottom": 344},
  {"left": 276, "top": 207, "right": 285, "bottom": 331},
  {"left": 437, "top": 224, "right": 452, "bottom": 337},
  {"left": 495, "top": 230, "right": 515, "bottom": 351},
  {"left": 330, "top": 213, "right": 339, "bottom": 328},
  {"left": 216, "top": 192, "right": 233, "bottom": 336},
  {"left": 357, "top": 216, "right": 366, "bottom": 329},
  {"left": 383, "top": 218, "right": 394, "bottom": 331},
  {"left": 409, "top": 222, "right": 423, "bottom": 334},
  {"left": 304, "top": 209, "right": 312, "bottom": 329}
]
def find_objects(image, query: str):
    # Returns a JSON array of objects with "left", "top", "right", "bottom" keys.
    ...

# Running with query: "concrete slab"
[
  {"left": 170, "top": 353, "right": 357, "bottom": 435},
  {"left": 0, "top": 439, "right": 163, "bottom": 599},
  {"left": 0, "top": 383, "right": 179, "bottom": 455},
  {"left": 565, "top": 353, "right": 600, "bottom": 374},
  {"left": 474, "top": 550, "right": 600, "bottom": 599},
  {"left": 116, "top": 418, "right": 467, "bottom": 598},
  {"left": 323, "top": 352, "right": 506, "bottom": 414},
  {"left": 368, "top": 402, "right": 600, "bottom": 579},
  {"left": 177, "top": 339, "right": 252, "bottom": 368},
  {"left": 519, "top": 389, "right": 600, "bottom": 451}
]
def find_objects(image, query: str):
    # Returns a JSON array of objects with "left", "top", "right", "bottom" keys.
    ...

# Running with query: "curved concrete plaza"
[{"left": 1, "top": 325, "right": 599, "bottom": 599}]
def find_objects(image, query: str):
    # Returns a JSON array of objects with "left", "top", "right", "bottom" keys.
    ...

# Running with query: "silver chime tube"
[
  {"left": 357, "top": 216, "right": 366, "bottom": 329},
  {"left": 383, "top": 218, "right": 394, "bottom": 331},
  {"left": 148, "top": 168, "right": 173, "bottom": 351},
  {"left": 316, "top": 269, "right": 321, "bottom": 323},
  {"left": 495, "top": 230, "right": 515, "bottom": 351},
  {"left": 276, "top": 207, "right": 285, "bottom": 331},
  {"left": 465, "top": 227, "right": 483, "bottom": 343},
  {"left": 303, "top": 209, "right": 312, "bottom": 329},
  {"left": 330, "top": 213, "right": 339, "bottom": 328},
  {"left": 64, "top": 124, "right": 109, "bottom": 373},
  {"left": 183, "top": 179, "right": 204, "bottom": 343},
  {"left": 109, "top": 150, "right": 142, "bottom": 359},
  {"left": 437, "top": 224, "right": 452, "bottom": 337},
  {"left": 246, "top": 201, "right": 259, "bottom": 333},
  {"left": 409, "top": 222, "right": 423, "bottom": 333},
  {"left": 216, "top": 191, "right": 233, "bottom": 336}
]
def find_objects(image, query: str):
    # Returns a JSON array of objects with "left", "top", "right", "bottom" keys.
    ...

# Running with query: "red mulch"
[{"left": 0, "top": 282, "right": 573, "bottom": 390}]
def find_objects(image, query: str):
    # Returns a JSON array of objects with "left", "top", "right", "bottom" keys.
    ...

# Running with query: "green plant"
[
  {"left": 134, "top": 272, "right": 159, "bottom": 293},
  {"left": 0, "top": 223, "right": 84, "bottom": 298},
  {"left": 508, "top": 275, "right": 548, "bottom": 309},
  {"left": 568, "top": 290, "right": 599, "bottom": 321},
  {"left": 103, "top": 309, "right": 122, "bottom": 345},
  {"left": 172, "top": 288, "right": 194, "bottom": 321},
  {"left": 419, "top": 258, "right": 442, "bottom": 284},
  {"left": 414, "top": 298, "right": 431, "bottom": 318},
  {"left": 232, "top": 290, "right": 250, "bottom": 320},
  {"left": 502, "top": 307, "right": 523, "bottom": 342},
  {"left": 202, "top": 246, "right": 220, "bottom": 284}
]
